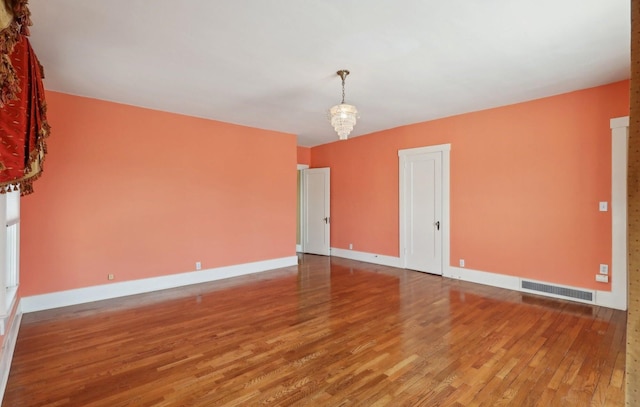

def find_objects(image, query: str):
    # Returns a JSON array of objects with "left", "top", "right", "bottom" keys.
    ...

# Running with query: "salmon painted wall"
[
  {"left": 20, "top": 92, "right": 297, "bottom": 296},
  {"left": 297, "top": 146, "right": 310, "bottom": 165},
  {"left": 311, "top": 81, "right": 629, "bottom": 290}
]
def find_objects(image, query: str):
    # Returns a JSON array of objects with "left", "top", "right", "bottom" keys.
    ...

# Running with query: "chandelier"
[{"left": 329, "top": 70, "right": 358, "bottom": 140}]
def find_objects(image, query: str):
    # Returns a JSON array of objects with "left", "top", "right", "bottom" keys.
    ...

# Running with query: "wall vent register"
[{"left": 521, "top": 280, "right": 594, "bottom": 302}]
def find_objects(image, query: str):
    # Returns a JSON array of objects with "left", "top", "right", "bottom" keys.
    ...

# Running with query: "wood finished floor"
[{"left": 4, "top": 255, "right": 626, "bottom": 406}]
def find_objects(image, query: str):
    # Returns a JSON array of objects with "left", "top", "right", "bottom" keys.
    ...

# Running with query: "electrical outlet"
[
  {"left": 108, "top": 274, "right": 114, "bottom": 280},
  {"left": 599, "top": 202, "right": 608, "bottom": 212},
  {"left": 459, "top": 259, "right": 465, "bottom": 268},
  {"left": 195, "top": 262, "right": 202, "bottom": 270},
  {"left": 599, "top": 264, "right": 609, "bottom": 275},
  {"left": 349, "top": 243, "right": 353, "bottom": 250},
  {"left": 595, "top": 274, "right": 609, "bottom": 283}
]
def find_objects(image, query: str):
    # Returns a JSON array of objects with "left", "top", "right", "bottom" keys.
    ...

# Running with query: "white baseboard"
[
  {"left": 446, "top": 266, "right": 623, "bottom": 309},
  {"left": 595, "top": 289, "right": 626, "bottom": 311},
  {"left": 0, "top": 303, "right": 22, "bottom": 406},
  {"left": 21, "top": 256, "right": 298, "bottom": 313},
  {"left": 330, "top": 247, "right": 401, "bottom": 268},
  {"left": 445, "top": 266, "right": 519, "bottom": 291}
]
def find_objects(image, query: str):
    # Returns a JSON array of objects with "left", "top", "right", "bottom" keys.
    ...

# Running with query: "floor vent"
[{"left": 521, "top": 280, "right": 594, "bottom": 302}]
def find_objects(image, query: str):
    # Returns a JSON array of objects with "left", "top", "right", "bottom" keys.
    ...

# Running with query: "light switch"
[
  {"left": 599, "top": 202, "right": 608, "bottom": 212},
  {"left": 595, "top": 274, "right": 609, "bottom": 283},
  {"left": 599, "top": 264, "right": 609, "bottom": 275}
]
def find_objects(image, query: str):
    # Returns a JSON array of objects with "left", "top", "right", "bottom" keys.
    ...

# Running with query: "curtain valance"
[{"left": 0, "top": 0, "right": 49, "bottom": 195}]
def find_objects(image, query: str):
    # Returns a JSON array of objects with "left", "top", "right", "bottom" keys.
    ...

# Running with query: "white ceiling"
[{"left": 28, "top": 0, "right": 630, "bottom": 147}]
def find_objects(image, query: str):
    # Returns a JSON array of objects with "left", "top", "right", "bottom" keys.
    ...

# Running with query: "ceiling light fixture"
[{"left": 329, "top": 69, "right": 358, "bottom": 140}]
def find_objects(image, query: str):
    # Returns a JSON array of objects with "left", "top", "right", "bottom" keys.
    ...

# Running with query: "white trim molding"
[
  {"left": 0, "top": 302, "right": 21, "bottom": 406},
  {"left": 0, "top": 294, "right": 18, "bottom": 336},
  {"left": 21, "top": 256, "right": 298, "bottom": 313},
  {"left": 398, "top": 144, "right": 451, "bottom": 275},
  {"left": 610, "top": 116, "right": 629, "bottom": 129},
  {"left": 446, "top": 266, "right": 623, "bottom": 308},
  {"left": 446, "top": 266, "right": 518, "bottom": 292},
  {"left": 330, "top": 247, "right": 401, "bottom": 268},
  {"left": 602, "top": 116, "right": 628, "bottom": 310}
]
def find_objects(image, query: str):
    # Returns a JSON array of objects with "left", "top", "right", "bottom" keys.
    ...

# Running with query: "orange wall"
[
  {"left": 20, "top": 92, "right": 297, "bottom": 296},
  {"left": 311, "top": 81, "right": 629, "bottom": 290},
  {"left": 297, "top": 146, "right": 310, "bottom": 165}
]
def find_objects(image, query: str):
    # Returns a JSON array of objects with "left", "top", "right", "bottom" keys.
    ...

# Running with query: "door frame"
[
  {"left": 399, "top": 144, "right": 451, "bottom": 275},
  {"left": 297, "top": 164, "right": 309, "bottom": 253}
]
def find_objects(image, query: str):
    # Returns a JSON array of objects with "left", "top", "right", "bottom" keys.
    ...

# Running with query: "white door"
[
  {"left": 303, "top": 168, "right": 330, "bottom": 256},
  {"left": 400, "top": 148, "right": 447, "bottom": 275}
]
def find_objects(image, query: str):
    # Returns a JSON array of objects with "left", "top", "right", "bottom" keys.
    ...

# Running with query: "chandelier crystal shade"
[{"left": 329, "top": 70, "right": 358, "bottom": 140}]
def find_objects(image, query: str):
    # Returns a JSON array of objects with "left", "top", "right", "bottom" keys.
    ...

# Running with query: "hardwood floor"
[{"left": 4, "top": 255, "right": 626, "bottom": 406}]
